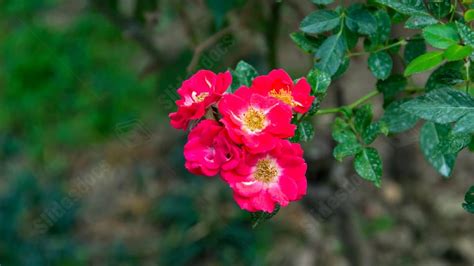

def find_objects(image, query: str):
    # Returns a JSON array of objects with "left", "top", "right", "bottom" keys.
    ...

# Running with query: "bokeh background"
[{"left": 0, "top": 0, "right": 473, "bottom": 265}]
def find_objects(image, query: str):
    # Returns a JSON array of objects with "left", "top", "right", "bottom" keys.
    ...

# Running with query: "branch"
[
  {"left": 265, "top": 1, "right": 282, "bottom": 69},
  {"left": 90, "top": 1, "right": 163, "bottom": 64},
  {"left": 186, "top": 26, "right": 234, "bottom": 73}
]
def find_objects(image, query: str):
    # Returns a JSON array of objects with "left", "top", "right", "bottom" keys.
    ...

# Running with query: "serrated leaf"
[
  {"left": 443, "top": 44, "right": 473, "bottom": 61},
  {"left": 315, "top": 34, "right": 346, "bottom": 76},
  {"left": 404, "top": 51, "right": 444, "bottom": 76},
  {"left": 368, "top": 51, "right": 393, "bottom": 80},
  {"left": 455, "top": 21, "right": 474, "bottom": 47},
  {"left": 375, "top": 0, "right": 430, "bottom": 16},
  {"left": 300, "top": 10, "right": 341, "bottom": 34},
  {"left": 453, "top": 113, "right": 474, "bottom": 133},
  {"left": 426, "top": 61, "right": 465, "bottom": 91},
  {"left": 354, "top": 104, "right": 373, "bottom": 133},
  {"left": 371, "top": 9, "right": 391, "bottom": 44},
  {"left": 307, "top": 68, "right": 331, "bottom": 95},
  {"left": 343, "top": 24, "right": 360, "bottom": 50},
  {"left": 404, "top": 38, "right": 427, "bottom": 64},
  {"left": 462, "top": 186, "right": 474, "bottom": 214},
  {"left": 251, "top": 204, "right": 280, "bottom": 228},
  {"left": 346, "top": 5, "right": 377, "bottom": 35},
  {"left": 427, "top": 0, "right": 451, "bottom": 19},
  {"left": 401, "top": 88, "right": 474, "bottom": 124},
  {"left": 332, "top": 56, "right": 350, "bottom": 79},
  {"left": 362, "top": 121, "right": 389, "bottom": 145},
  {"left": 354, "top": 147, "right": 382, "bottom": 187},
  {"left": 333, "top": 141, "right": 362, "bottom": 161},
  {"left": 405, "top": 15, "right": 438, "bottom": 29},
  {"left": 376, "top": 74, "right": 407, "bottom": 104},
  {"left": 381, "top": 100, "right": 419, "bottom": 133},
  {"left": 294, "top": 120, "right": 315, "bottom": 142},
  {"left": 332, "top": 117, "right": 357, "bottom": 143},
  {"left": 290, "top": 32, "right": 323, "bottom": 54},
  {"left": 422, "top": 24, "right": 460, "bottom": 49},
  {"left": 420, "top": 122, "right": 457, "bottom": 177},
  {"left": 230, "top": 61, "right": 258, "bottom": 91},
  {"left": 434, "top": 131, "right": 472, "bottom": 154}
]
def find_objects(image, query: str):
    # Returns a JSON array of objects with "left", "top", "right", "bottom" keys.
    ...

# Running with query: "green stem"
[
  {"left": 450, "top": 0, "right": 458, "bottom": 22},
  {"left": 347, "top": 90, "right": 379, "bottom": 109},
  {"left": 314, "top": 87, "right": 424, "bottom": 116},
  {"left": 316, "top": 107, "right": 343, "bottom": 115},
  {"left": 348, "top": 39, "right": 407, "bottom": 57}
]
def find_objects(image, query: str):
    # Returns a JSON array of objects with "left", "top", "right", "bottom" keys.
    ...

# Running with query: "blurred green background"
[{"left": 1, "top": 1, "right": 473, "bottom": 266}]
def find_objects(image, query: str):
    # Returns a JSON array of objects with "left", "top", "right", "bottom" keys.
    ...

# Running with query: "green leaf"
[
  {"left": 427, "top": 0, "right": 451, "bottom": 19},
  {"left": 371, "top": 9, "right": 391, "bottom": 44},
  {"left": 332, "top": 57, "right": 350, "bottom": 79},
  {"left": 404, "top": 38, "right": 427, "bottom": 64},
  {"left": 315, "top": 34, "right": 346, "bottom": 76},
  {"left": 376, "top": 74, "right": 407, "bottom": 104},
  {"left": 443, "top": 44, "right": 473, "bottom": 61},
  {"left": 300, "top": 10, "right": 341, "bottom": 34},
  {"left": 420, "top": 122, "right": 457, "bottom": 177},
  {"left": 368, "top": 51, "right": 393, "bottom": 80},
  {"left": 290, "top": 32, "right": 323, "bottom": 54},
  {"left": 404, "top": 51, "right": 444, "bottom": 76},
  {"left": 453, "top": 113, "right": 474, "bottom": 133},
  {"left": 381, "top": 100, "right": 419, "bottom": 133},
  {"left": 375, "top": 0, "right": 430, "bottom": 16},
  {"left": 462, "top": 186, "right": 474, "bottom": 214},
  {"left": 362, "top": 121, "right": 389, "bottom": 145},
  {"left": 401, "top": 88, "right": 474, "bottom": 124},
  {"left": 455, "top": 21, "right": 474, "bottom": 47},
  {"left": 354, "top": 104, "right": 373, "bottom": 133},
  {"left": 230, "top": 61, "right": 258, "bottom": 91},
  {"left": 307, "top": 68, "right": 331, "bottom": 95},
  {"left": 426, "top": 61, "right": 465, "bottom": 91},
  {"left": 311, "top": 0, "right": 334, "bottom": 4},
  {"left": 346, "top": 5, "right": 377, "bottom": 35},
  {"left": 434, "top": 131, "right": 472, "bottom": 154},
  {"left": 354, "top": 147, "right": 382, "bottom": 187},
  {"left": 293, "top": 119, "right": 315, "bottom": 142},
  {"left": 464, "top": 9, "right": 474, "bottom": 22},
  {"left": 332, "top": 117, "right": 357, "bottom": 143},
  {"left": 333, "top": 141, "right": 362, "bottom": 161},
  {"left": 422, "top": 24, "right": 460, "bottom": 49},
  {"left": 343, "top": 24, "right": 360, "bottom": 50},
  {"left": 251, "top": 204, "right": 280, "bottom": 228},
  {"left": 405, "top": 15, "right": 438, "bottom": 29}
]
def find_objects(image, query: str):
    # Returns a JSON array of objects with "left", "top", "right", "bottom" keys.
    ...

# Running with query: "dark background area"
[{"left": 0, "top": 0, "right": 473, "bottom": 265}]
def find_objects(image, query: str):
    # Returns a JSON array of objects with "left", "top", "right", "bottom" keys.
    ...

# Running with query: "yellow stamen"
[
  {"left": 192, "top": 92, "right": 209, "bottom": 103},
  {"left": 242, "top": 107, "right": 266, "bottom": 133},
  {"left": 268, "top": 88, "right": 294, "bottom": 106},
  {"left": 254, "top": 158, "right": 279, "bottom": 183}
]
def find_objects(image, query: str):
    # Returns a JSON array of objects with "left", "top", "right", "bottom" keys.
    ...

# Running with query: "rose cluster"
[{"left": 169, "top": 69, "right": 314, "bottom": 213}]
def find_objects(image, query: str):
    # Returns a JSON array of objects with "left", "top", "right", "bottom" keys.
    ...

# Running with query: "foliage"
[{"left": 287, "top": 0, "right": 474, "bottom": 214}]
